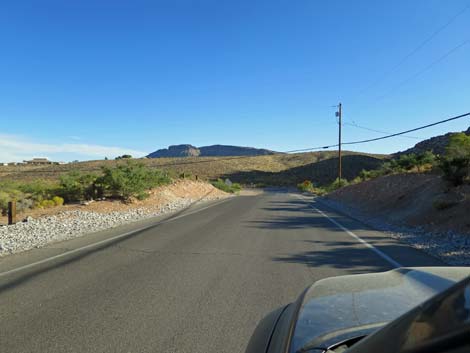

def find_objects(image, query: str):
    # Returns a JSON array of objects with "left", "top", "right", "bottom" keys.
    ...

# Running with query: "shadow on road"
[
  {"left": 272, "top": 239, "right": 393, "bottom": 273},
  {"left": 247, "top": 196, "right": 418, "bottom": 273}
]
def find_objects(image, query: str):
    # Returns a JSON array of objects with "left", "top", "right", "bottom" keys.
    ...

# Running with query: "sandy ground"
[
  {"left": 325, "top": 173, "right": 470, "bottom": 235},
  {"left": 0, "top": 180, "right": 229, "bottom": 225}
]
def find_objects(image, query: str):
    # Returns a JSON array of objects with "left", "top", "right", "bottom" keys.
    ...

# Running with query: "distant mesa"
[{"left": 147, "top": 144, "right": 277, "bottom": 158}]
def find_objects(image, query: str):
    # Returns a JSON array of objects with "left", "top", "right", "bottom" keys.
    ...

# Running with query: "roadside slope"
[
  {"left": 325, "top": 173, "right": 470, "bottom": 235},
  {"left": 321, "top": 173, "right": 470, "bottom": 264},
  {"left": 0, "top": 180, "right": 229, "bottom": 256}
]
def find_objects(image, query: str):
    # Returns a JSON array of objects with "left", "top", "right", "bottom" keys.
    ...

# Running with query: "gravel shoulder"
[
  {"left": 319, "top": 180, "right": 470, "bottom": 265},
  {"left": 0, "top": 180, "right": 230, "bottom": 257}
]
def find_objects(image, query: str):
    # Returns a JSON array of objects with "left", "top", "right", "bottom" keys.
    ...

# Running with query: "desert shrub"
[
  {"left": 136, "top": 191, "right": 149, "bottom": 201},
  {"left": 296, "top": 180, "right": 330, "bottom": 195},
  {"left": 396, "top": 154, "right": 418, "bottom": 170},
  {"left": 391, "top": 152, "right": 436, "bottom": 172},
  {"left": 231, "top": 183, "right": 242, "bottom": 192},
  {"left": 328, "top": 178, "right": 350, "bottom": 191},
  {"left": 59, "top": 171, "right": 98, "bottom": 201},
  {"left": 416, "top": 151, "right": 436, "bottom": 170},
  {"left": 16, "top": 179, "right": 57, "bottom": 202},
  {"left": 0, "top": 180, "right": 64, "bottom": 214},
  {"left": 39, "top": 199, "right": 56, "bottom": 208},
  {"left": 359, "top": 169, "right": 382, "bottom": 181},
  {"left": 0, "top": 191, "right": 9, "bottom": 215},
  {"left": 0, "top": 189, "right": 29, "bottom": 215},
  {"left": 439, "top": 133, "right": 470, "bottom": 186},
  {"left": 353, "top": 151, "right": 436, "bottom": 184},
  {"left": 211, "top": 179, "right": 241, "bottom": 193},
  {"left": 351, "top": 176, "right": 363, "bottom": 184},
  {"left": 17, "top": 198, "right": 34, "bottom": 212},
  {"left": 97, "top": 161, "right": 171, "bottom": 200},
  {"left": 52, "top": 196, "right": 64, "bottom": 206},
  {"left": 297, "top": 180, "right": 314, "bottom": 192}
]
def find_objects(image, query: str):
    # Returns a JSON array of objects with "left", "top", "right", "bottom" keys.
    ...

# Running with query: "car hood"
[{"left": 291, "top": 267, "right": 470, "bottom": 352}]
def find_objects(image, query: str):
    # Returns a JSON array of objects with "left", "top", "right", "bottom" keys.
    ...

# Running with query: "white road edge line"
[
  {"left": 311, "top": 205, "right": 402, "bottom": 268},
  {"left": 0, "top": 197, "right": 232, "bottom": 278}
]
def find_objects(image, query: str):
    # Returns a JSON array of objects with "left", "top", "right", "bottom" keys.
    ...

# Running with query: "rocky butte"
[{"left": 147, "top": 144, "right": 278, "bottom": 158}]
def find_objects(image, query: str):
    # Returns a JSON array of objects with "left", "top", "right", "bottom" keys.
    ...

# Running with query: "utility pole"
[{"left": 336, "top": 103, "right": 342, "bottom": 182}]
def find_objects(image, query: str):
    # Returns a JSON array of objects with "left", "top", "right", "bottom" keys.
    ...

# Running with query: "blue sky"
[{"left": 0, "top": 0, "right": 469, "bottom": 161}]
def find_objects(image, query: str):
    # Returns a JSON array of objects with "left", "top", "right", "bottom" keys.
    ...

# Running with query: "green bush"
[
  {"left": 52, "top": 196, "right": 64, "bottom": 206},
  {"left": 39, "top": 199, "right": 56, "bottom": 208},
  {"left": 297, "top": 180, "right": 314, "bottom": 192},
  {"left": 328, "top": 178, "right": 350, "bottom": 191},
  {"left": 0, "top": 189, "right": 30, "bottom": 215},
  {"left": 59, "top": 171, "right": 98, "bottom": 201},
  {"left": 0, "top": 191, "right": 10, "bottom": 216},
  {"left": 211, "top": 179, "right": 241, "bottom": 193},
  {"left": 353, "top": 151, "right": 437, "bottom": 185},
  {"left": 439, "top": 133, "right": 470, "bottom": 186},
  {"left": 416, "top": 151, "right": 436, "bottom": 171},
  {"left": 16, "top": 179, "right": 57, "bottom": 202},
  {"left": 396, "top": 154, "right": 418, "bottom": 170},
  {"left": 97, "top": 161, "right": 171, "bottom": 200}
]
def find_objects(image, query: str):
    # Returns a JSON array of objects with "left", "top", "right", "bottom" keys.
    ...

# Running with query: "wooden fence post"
[{"left": 8, "top": 200, "right": 16, "bottom": 225}]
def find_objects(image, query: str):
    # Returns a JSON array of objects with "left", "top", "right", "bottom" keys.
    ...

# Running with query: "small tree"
[
  {"left": 97, "top": 161, "right": 170, "bottom": 200},
  {"left": 440, "top": 133, "right": 470, "bottom": 185},
  {"left": 415, "top": 151, "right": 436, "bottom": 172},
  {"left": 59, "top": 171, "right": 98, "bottom": 201}
]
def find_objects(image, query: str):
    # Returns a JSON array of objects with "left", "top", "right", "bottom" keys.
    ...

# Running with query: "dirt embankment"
[
  {"left": 0, "top": 179, "right": 229, "bottom": 225},
  {"left": 0, "top": 180, "right": 231, "bottom": 256},
  {"left": 325, "top": 173, "right": 470, "bottom": 235}
]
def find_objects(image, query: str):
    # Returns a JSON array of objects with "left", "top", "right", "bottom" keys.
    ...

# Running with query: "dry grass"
[{"left": 0, "top": 151, "right": 387, "bottom": 186}]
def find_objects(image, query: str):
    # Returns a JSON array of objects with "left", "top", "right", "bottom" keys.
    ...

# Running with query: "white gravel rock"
[
  {"left": 319, "top": 197, "right": 470, "bottom": 266},
  {"left": 0, "top": 198, "right": 196, "bottom": 257}
]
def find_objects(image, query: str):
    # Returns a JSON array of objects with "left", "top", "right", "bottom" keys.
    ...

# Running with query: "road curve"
[{"left": 0, "top": 190, "right": 442, "bottom": 353}]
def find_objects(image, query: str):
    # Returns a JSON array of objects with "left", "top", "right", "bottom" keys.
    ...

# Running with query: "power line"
[
  {"left": 340, "top": 111, "right": 470, "bottom": 147},
  {"left": 3, "top": 112, "right": 469, "bottom": 175},
  {"left": 156, "top": 111, "right": 470, "bottom": 157},
  {"left": 355, "top": 2, "right": 470, "bottom": 97},
  {"left": 374, "top": 38, "right": 470, "bottom": 101},
  {"left": 343, "top": 121, "right": 421, "bottom": 139}
]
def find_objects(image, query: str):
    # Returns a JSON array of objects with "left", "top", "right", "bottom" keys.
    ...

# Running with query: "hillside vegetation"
[
  {"left": 0, "top": 151, "right": 385, "bottom": 186},
  {"left": 322, "top": 132, "right": 470, "bottom": 235},
  {"left": 0, "top": 161, "right": 173, "bottom": 216}
]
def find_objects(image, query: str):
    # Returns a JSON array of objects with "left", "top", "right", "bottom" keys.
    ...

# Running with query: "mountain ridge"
[
  {"left": 147, "top": 144, "right": 277, "bottom": 158},
  {"left": 394, "top": 126, "right": 470, "bottom": 156}
]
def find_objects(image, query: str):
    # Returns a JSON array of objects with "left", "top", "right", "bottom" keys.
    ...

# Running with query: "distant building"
[{"left": 23, "top": 157, "right": 55, "bottom": 165}]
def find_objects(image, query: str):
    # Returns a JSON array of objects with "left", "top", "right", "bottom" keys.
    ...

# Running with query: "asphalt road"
[{"left": 0, "top": 190, "right": 442, "bottom": 353}]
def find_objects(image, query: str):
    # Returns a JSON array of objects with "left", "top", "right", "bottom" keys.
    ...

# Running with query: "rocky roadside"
[
  {"left": 318, "top": 197, "right": 470, "bottom": 266},
  {"left": 0, "top": 181, "right": 230, "bottom": 257}
]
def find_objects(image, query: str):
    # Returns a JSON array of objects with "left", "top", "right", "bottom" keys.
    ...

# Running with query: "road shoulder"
[
  {"left": 295, "top": 193, "right": 444, "bottom": 267},
  {"left": 0, "top": 197, "right": 233, "bottom": 277}
]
